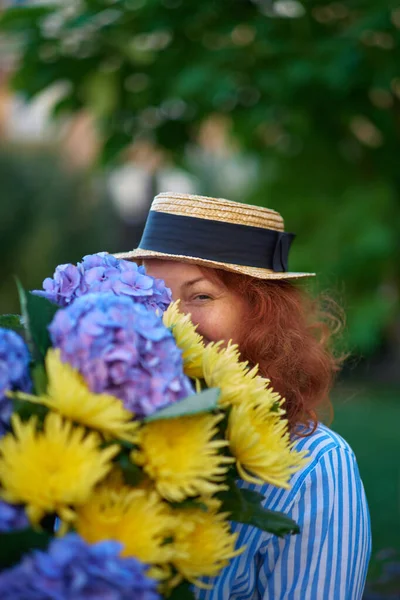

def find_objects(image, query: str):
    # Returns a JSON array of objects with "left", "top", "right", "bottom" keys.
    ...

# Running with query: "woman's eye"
[{"left": 193, "top": 294, "right": 212, "bottom": 301}]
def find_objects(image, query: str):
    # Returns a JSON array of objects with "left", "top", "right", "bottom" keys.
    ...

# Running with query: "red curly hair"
[{"left": 202, "top": 268, "right": 343, "bottom": 434}]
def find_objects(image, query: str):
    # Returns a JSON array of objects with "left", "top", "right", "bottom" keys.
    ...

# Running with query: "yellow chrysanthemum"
[
  {"left": 16, "top": 349, "right": 139, "bottom": 443},
  {"left": 132, "top": 413, "right": 232, "bottom": 502},
  {"left": 76, "top": 484, "right": 177, "bottom": 567},
  {"left": 172, "top": 507, "right": 244, "bottom": 586},
  {"left": 0, "top": 412, "right": 118, "bottom": 524},
  {"left": 227, "top": 399, "right": 308, "bottom": 488},
  {"left": 202, "top": 341, "right": 282, "bottom": 411},
  {"left": 163, "top": 300, "right": 205, "bottom": 378}
]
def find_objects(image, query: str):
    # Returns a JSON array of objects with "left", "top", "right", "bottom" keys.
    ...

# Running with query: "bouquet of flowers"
[{"left": 0, "top": 252, "right": 307, "bottom": 599}]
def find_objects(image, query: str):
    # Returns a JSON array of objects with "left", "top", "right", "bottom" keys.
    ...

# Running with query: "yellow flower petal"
[
  {"left": 227, "top": 399, "right": 308, "bottom": 488},
  {"left": 172, "top": 507, "right": 244, "bottom": 587},
  {"left": 202, "top": 341, "right": 282, "bottom": 411},
  {"left": 26, "top": 349, "right": 139, "bottom": 443},
  {"left": 0, "top": 412, "right": 118, "bottom": 525},
  {"left": 76, "top": 484, "right": 176, "bottom": 567},
  {"left": 163, "top": 300, "right": 205, "bottom": 378},
  {"left": 132, "top": 413, "right": 232, "bottom": 502}
]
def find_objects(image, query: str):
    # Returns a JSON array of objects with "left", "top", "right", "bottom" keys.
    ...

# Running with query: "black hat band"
[{"left": 138, "top": 211, "right": 295, "bottom": 273}]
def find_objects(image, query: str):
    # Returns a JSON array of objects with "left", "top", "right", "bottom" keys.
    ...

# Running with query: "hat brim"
[{"left": 114, "top": 248, "right": 315, "bottom": 280}]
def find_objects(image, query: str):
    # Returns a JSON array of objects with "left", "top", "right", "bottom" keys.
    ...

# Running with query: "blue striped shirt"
[{"left": 196, "top": 424, "right": 371, "bottom": 599}]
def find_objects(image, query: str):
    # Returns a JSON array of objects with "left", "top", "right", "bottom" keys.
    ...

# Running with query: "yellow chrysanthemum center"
[
  {"left": 132, "top": 413, "right": 232, "bottom": 502},
  {"left": 163, "top": 300, "right": 205, "bottom": 378},
  {"left": 17, "top": 349, "right": 139, "bottom": 443},
  {"left": 227, "top": 399, "right": 308, "bottom": 488},
  {"left": 202, "top": 341, "right": 282, "bottom": 411},
  {"left": 76, "top": 484, "right": 177, "bottom": 566},
  {"left": 0, "top": 412, "right": 118, "bottom": 524},
  {"left": 172, "top": 507, "right": 244, "bottom": 586}
]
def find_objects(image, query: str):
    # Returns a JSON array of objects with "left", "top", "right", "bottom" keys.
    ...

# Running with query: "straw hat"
[{"left": 115, "top": 192, "right": 315, "bottom": 280}]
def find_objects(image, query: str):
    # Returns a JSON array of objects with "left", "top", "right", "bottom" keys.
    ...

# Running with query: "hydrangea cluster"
[
  {"left": 33, "top": 252, "right": 171, "bottom": 313},
  {"left": 49, "top": 293, "right": 194, "bottom": 418},
  {"left": 0, "top": 534, "right": 160, "bottom": 600},
  {"left": 0, "top": 328, "right": 31, "bottom": 436},
  {"left": 0, "top": 500, "right": 29, "bottom": 533}
]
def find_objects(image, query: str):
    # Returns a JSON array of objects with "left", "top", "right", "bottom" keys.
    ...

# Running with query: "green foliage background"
[
  {"left": 0, "top": 144, "right": 119, "bottom": 313},
  {"left": 1, "top": 0, "right": 399, "bottom": 356}
]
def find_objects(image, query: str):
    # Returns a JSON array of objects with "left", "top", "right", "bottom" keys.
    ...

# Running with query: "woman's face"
[{"left": 143, "top": 260, "right": 246, "bottom": 345}]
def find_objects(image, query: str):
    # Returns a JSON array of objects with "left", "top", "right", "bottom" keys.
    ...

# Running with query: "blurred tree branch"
[{"left": 0, "top": 0, "right": 398, "bottom": 166}]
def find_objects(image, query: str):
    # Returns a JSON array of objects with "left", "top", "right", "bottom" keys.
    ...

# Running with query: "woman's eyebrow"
[{"left": 182, "top": 277, "right": 209, "bottom": 289}]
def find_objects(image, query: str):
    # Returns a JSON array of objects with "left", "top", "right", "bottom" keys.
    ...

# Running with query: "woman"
[{"left": 117, "top": 191, "right": 371, "bottom": 599}]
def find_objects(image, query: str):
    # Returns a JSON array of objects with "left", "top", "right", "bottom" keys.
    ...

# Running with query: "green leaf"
[
  {"left": 0, "top": 314, "right": 23, "bottom": 333},
  {"left": 168, "top": 580, "right": 196, "bottom": 600},
  {"left": 0, "top": 528, "right": 51, "bottom": 569},
  {"left": 17, "top": 280, "right": 33, "bottom": 352},
  {"left": 270, "top": 400, "right": 282, "bottom": 413},
  {"left": 116, "top": 453, "right": 145, "bottom": 486},
  {"left": 32, "top": 363, "right": 48, "bottom": 395},
  {"left": 144, "top": 388, "right": 220, "bottom": 422},
  {"left": 16, "top": 281, "right": 58, "bottom": 360},
  {"left": 12, "top": 396, "right": 49, "bottom": 423},
  {"left": 218, "top": 480, "right": 300, "bottom": 538},
  {"left": 169, "top": 498, "right": 208, "bottom": 512}
]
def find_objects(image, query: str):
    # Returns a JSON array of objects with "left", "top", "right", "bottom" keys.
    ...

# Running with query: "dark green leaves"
[
  {"left": 219, "top": 480, "right": 299, "bottom": 538},
  {"left": 168, "top": 581, "right": 196, "bottom": 600},
  {"left": 0, "top": 314, "right": 23, "bottom": 333},
  {"left": 115, "top": 453, "right": 145, "bottom": 487},
  {"left": 0, "top": 528, "right": 51, "bottom": 570},
  {"left": 169, "top": 498, "right": 208, "bottom": 512},
  {"left": 0, "top": 5, "right": 56, "bottom": 31},
  {"left": 31, "top": 363, "right": 48, "bottom": 395},
  {"left": 16, "top": 281, "right": 58, "bottom": 361},
  {"left": 12, "top": 396, "right": 48, "bottom": 423},
  {"left": 145, "top": 387, "right": 220, "bottom": 422},
  {"left": 101, "top": 131, "right": 136, "bottom": 165}
]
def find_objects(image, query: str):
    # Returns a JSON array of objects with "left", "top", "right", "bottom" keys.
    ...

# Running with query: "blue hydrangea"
[
  {"left": 0, "top": 533, "right": 161, "bottom": 600},
  {"left": 0, "top": 500, "right": 29, "bottom": 533},
  {"left": 0, "top": 328, "right": 32, "bottom": 436},
  {"left": 32, "top": 252, "right": 171, "bottom": 313},
  {"left": 49, "top": 293, "right": 193, "bottom": 418}
]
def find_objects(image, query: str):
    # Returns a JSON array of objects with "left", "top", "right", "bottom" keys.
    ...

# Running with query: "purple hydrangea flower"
[
  {"left": 49, "top": 293, "right": 193, "bottom": 418},
  {"left": 0, "top": 500, "right": 29, "bottom": 533},
  {"left": 0, "top": 533, "right": 161, "bottom": 600},
  {"left": 33, "top": 252, "right": 171, "bottom": 313},
  {"left": 0, "top": 328, "right": 32, "bottom": 436}
]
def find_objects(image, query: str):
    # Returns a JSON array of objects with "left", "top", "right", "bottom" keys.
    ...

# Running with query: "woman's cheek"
[
  {"left": 185, "top": 306, "right": 216, "bottom": 341},
  {"left": 189, "top": 307, "right": 209, "bottom": 330}
]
